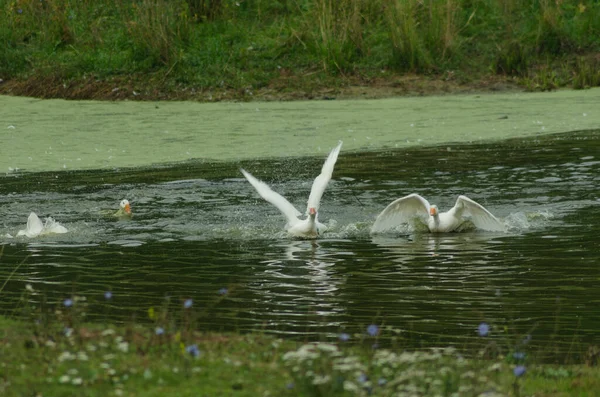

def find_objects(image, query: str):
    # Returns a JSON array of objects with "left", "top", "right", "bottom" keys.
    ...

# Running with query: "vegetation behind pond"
[{"left": 1, "top": 0, "right": 600, "bottom": 101}]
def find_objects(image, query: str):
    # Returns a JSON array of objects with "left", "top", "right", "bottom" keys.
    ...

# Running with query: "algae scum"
[{"left": 1, "top": 92, "right": 599, "bottom": 355}]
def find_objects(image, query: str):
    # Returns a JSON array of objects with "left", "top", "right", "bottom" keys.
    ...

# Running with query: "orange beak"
[
  {"left": 124, "top": 203, "right": 131, "bottom": 214},
  {"left": 309, "top": 207, "right": 316, "bottom": 215},
  {"left": 429, "top": 207, "right": 436, "bottom": 216}
]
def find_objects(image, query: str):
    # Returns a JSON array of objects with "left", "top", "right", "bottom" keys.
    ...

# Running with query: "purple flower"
[
  {"left": 185, "top": 344, "right": 200, "bottom": 358},
  {"left": 339, "top": 333, "right": 350, "bottom": 342},
  {"left": 17, "top": 8, "right": 23, "bottom": 14},
  {"left": 514, "top": 365, "right": 526, "bottom": 377},
  {"left": 378, "top": 378, "right": 387, "bottom": 386},
  {"left": 183, "top": 299, "right": 193, "bottom": 309},
  {"left": 366, "top": 324, "right": 379, "bottom": 337},
  {"left": 104, "top": 291, "right": 112, "bottom": 300},
  {"left": 513, "top": 352, "right": 526, "bottom": 360},
  {"left": 357, "top": 373, "right": 368, "bottom": 384},
  {"left": 63, "top": 298, "right": 73, "bottom": 308},
  {"left": 478, "top": 322, "right": 489, "bottom": 337},
  {"left": 218, "top": 288, "right": 228, "bottom": 295},
  {"left": 285, "top": 382, "right": 295, "bottom": 390},
  {"left": 155, "top": 327, "right": 165, "bottom": 336}
]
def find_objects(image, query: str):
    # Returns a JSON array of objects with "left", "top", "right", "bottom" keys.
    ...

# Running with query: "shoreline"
[{"left": 0, "top": 73, "right": 523, "bottom": 102}]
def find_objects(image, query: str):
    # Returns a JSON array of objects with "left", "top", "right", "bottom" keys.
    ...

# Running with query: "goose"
[
  {"left": 371, "top": 194, "right": 505, "bottom": 234},
  {"left": 241, "top": 141, "right": 343, "bottom": 238},
  {"left": 114, "top": 199, "right": 132, "bottom": 218},
  {"left": 17, "top": 212, "right": 68, "bottom": 238}
]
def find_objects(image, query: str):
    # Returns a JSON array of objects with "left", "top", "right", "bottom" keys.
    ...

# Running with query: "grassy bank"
[
  {"left": 0, "top": 0, "right": 599, "bottom": 101},
  {"left": 1, "top": 285, "right": 600, "bottom": 396}
]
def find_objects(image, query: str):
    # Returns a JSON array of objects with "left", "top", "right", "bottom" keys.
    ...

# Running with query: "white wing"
[
  {"left": 453, "top": 195, "right": 505, "bottom": 232},
  {"left": 42, "top": 217, "right": 69, "bottom": 234},
  {"left": 306, "top": 141, "right": 343, "bottom": 214},
  {"left": 241, "top": 169, "right": 302, "bottom": 224},
  {"left": 17, "top": 212, "right": 44, "bottom": 238},
  {"left": 370, "top": 193, "right": 431, "bottom": 233}
]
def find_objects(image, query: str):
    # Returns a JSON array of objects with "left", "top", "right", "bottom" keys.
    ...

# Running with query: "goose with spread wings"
[
  {"left": 17, "top": 212, "right": 68, "bottom": 238},
  {"left": 241, "top": 141, "right": 343, "bottom": 238},
  {"left": 371, "top": 194, "right": 505, "bottom": 234}
]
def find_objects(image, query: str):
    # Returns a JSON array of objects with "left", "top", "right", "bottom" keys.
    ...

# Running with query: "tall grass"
[{"left": 1, "top": 0, "right": 600, "bottom": 92}]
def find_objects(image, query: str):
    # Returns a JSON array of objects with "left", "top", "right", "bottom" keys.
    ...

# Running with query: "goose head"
[
  {"left": 120, "top": 199, "right": 132, "bottom": 215},
  {"left": 429, "top": 205, "right": 439, "bottom": 217}
]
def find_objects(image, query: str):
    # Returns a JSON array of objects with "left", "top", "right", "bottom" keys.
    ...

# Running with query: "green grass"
[
  {"left": 1, "top": 0, "right": 600, "bottom": 98},
  {"left": 1, "top": 282, "right": 600, "bottom": 396},
  {"left": 2, "top": 313, "right": 600, "bottom": 396}
]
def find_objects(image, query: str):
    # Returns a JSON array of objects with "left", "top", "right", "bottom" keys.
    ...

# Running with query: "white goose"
[
  {"left": 371, "top": 194, "right": 505, "bottom": 234},
  {"left": 241, "top": 141, "right": 343, "bottom": 238},
  {"left": 17, "top": 212, "right": 68, "bottom": 238},
  {"left": 114, "top": 199, "right": 132, "bottom": 218}
]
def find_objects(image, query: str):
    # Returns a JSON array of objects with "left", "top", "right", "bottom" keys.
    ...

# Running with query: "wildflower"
[
  {"left": 185, "top": 344, "right": 200, "bottom": 358},
  {"left": 17, "top": 9, "right": 23, "bottom": 14},
  {"left": 155, "top": 327, "right": 165, "bottom": 336},
  {"left": 218, "top": 288, "right": 228, "bottom": 295},
  {"left": 63, "top": 298, "right": 73, "bottom": 308},
  {"left": 478, "top": 322, "right": 490, "bottom": 337},
  {"left": 378, "top": 378, "right": 387, "bottom": 386},
  {"left": 183, "top": 299, "right": 193, "bottom": 309},
  {"left": 366, "top": 324, "right": 379, "bottom": 337},
  {"left": 357, "top": 373, "right": 368, "bottom": 384},
  {"left": 117, "top": 342, "right": 129, "bottom": 353},
  {"left": 72, "top": 377, "right": 83, "bottom": 385},
  {"left": 58, "top": 375, "right": 70, "bottom": 383},
  {"left": 25, "top": 284, "right": 34, "bottom": 292},
  {"left": 104, "top": 291, "right": 112, "bottom": 300},
  {"left": 513, "top": 352, "right": 526, "bottom": 360},
  {"left": 286, "top": 382, "right": 294, "bottom": 389},
  {"left": 514, "top": 365, "right": 526, "bottom": 377},
  {"left": 63, "top": 327, "right": 73, "bottom": 337},
  {"left": 339, "top": 333, "right": 350, "bottom": 342}
]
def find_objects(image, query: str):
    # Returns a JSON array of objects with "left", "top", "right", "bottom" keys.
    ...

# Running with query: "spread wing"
[
  {"left": 371, "top": 194, "right": 430, "bottom": 233},
  {"left": 453, "top": 195, "right": 505, "bottom": 232},
  {"left": 306, "top": 141, "right": 343, "bottom": 214},
  {"left": 241, "top": 169, "right": 302, "bottom": 224},
  {"left": 42, "top": 217, "right": 69, "bottom": 234},
  {"left": 17, "top": 212, "right": 44, "bottom": 238}
]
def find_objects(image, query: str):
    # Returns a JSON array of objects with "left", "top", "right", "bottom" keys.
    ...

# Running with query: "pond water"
[{"left": 0, "top": 92, "right": 599, "bottom": 361}]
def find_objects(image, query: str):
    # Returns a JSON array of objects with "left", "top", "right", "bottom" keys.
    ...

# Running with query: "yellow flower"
[
  {"left": 147, "top": 306, "right": 155, "bottom": 320},
  {"left": 578, "top": 3, "right": 586, "bottom": 13}
]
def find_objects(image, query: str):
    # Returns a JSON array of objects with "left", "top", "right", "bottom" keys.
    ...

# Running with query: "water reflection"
[{"left": 0, "top": 130, "right": 599, "bottom": 356}]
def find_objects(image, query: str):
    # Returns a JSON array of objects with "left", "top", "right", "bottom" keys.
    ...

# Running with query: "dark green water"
[{"left": 1, "top": 129, "right": 599, "bottom": 359}]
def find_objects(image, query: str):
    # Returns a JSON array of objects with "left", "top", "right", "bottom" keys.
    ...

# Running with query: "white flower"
[
  {"left": 101, "top": 329, "right": 115, "bottom": 336},
  {"left": 343, "top": 381, "right": 359, "bottom": 392},
  {"left": 312, "top": 374, "right": 331, "bottom": 385},
  {"left": 67, "top": 368, "right": 79, "bottom": 375},
  {"left": 25, "top": 284, "right": 34, "bottom": 292},
  {"left": 117, "top": 342, "right": 129, "bottom": 353},
  {"left": 57, "top": 351, "right": 76, "bottom": 362},
  {"left": 71, "top": 377, "right": 83, "bottom": 385},
  {"left": 59, "top": 375, "right": 70, "bottom": 383},
  {"left": 77, "top": 351, "right": 89, "bottom": 361}
]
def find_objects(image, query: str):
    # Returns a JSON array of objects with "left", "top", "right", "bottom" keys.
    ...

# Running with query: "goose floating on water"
[
  {"left": 114, "top": 199, "right": 132, "bottom": 218},
  {"left": 17, "top": 212, "right": 68, "bottom": 238},
  {"left": 241, "top": 141, "right": 343, "bottom": 238},
  {"left": 371, "top": 194, "right": 505, "bottom": 234}
]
